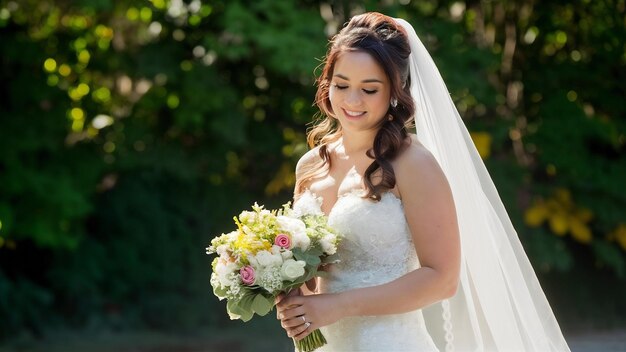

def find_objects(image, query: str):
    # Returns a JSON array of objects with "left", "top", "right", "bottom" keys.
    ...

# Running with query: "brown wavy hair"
[{"left": 296, "top": 12, "right": 415, "bottom": 200}]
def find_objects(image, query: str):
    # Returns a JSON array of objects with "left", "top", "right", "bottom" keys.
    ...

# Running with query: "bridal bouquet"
[{"left": 206, "top": 202, "right": 340, "bottom": 352}]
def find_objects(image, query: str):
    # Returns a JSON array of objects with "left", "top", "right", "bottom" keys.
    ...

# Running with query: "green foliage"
[
  {"left": 524, "top": 227, "right": 574, "bottom": 272},
  {"left": 46, "top": 168, "right": 217, "bottom": 329},
  {"left": 227, "top": 293, "right": 254, "bottom": 322},
  {"left": 0, "top": 271, "right": 54, "bottom": 334},
  {"left": 515, "top": 0, "right": 626, "bottom": 271},
  {"left": 293, "top": 247, "right": 322, "bottom": 267},
  {"left": 591, "top": 241, "right": 626, "bottom": 278},
  {"left": 251, "top": 294, "right": 273, "bottom": 317}
]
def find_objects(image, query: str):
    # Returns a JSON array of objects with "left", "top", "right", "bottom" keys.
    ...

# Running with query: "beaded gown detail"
[{"left": 293, "top": 189, "right": 439, "bottom": 352}]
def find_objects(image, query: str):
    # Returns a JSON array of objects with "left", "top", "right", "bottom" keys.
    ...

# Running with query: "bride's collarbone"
[
  {"left": 310, "top": 168, "right": 388, "bottom": 204},
  {"left": 307, "top": 153, "right": 394, "bottom": 205},
  {"left": 311, "top": 175, "right": 363, "bottom": 201}
]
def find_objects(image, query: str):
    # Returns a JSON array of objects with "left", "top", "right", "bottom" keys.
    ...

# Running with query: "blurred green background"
[{"left": 0, "top": 0, "right": 625, "bottom": 350}]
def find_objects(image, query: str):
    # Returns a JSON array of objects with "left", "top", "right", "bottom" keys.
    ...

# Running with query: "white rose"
[
  {"left": 320, "top": 233, "right": 337, "bottom": 255},
  {"left": 215, "top": 261, "right": 238, "bottom": 286},
  {"left": 280, "top": 250, "right": 293, "bottom": 260},
  {"left": 254, "top": 250, "right": 283, "bottom": 267},
  {"left": 291, "top": 230, "right": 311, "bottom": 251},
  {"left": 281, "top": 259, "right": 306, "bottom": 281},
  {"left": 276, "top": 216, "right": 306, "bottom": 235},
  {"left": 277, "top": 216, "right": 310, "bottom": 251}
]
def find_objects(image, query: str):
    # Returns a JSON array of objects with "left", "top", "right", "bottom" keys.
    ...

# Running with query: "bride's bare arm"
[
  {"left": 342, "top": 143, "right": 460, "bottom": 314},
  {"left": 277, "top": 143, "right": 460, "bottom": 339}
]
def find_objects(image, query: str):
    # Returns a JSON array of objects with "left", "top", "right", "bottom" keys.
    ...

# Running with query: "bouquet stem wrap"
[{"left": 295, "top": 329, "right": 327, "bottom": 352}]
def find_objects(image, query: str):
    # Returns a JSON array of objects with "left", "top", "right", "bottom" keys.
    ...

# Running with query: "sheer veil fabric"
[{"left": 394, "top": 18, "right": 570, "bottom": 351}]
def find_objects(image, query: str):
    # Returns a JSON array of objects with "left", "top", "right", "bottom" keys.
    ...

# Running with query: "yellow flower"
[
  {"left": 234, "top": 232, "right": 271, "bottom": 254},
  {"left": 548, "top": 212, "right": 569, "bottom": 236},
  {"left": 569, "top": 217, "right": 592, "bottom": 243},
  {"left": 610, "top": 224, "right": 626, "bottom": 251},
  {"left": 575, "top": 207, "right": 593, "bottom": 222},
  {"left": 544, "top": 199, "right": 562, "bottom": 213},
  {"left": 524, "top": 203, "right": 549, "bottom": 227},
  {"left": 534, "top": 189, "right": 595, "bottom": 242},
  {"left": 470, "top": 131, "right": 492, "bottom": 159}
]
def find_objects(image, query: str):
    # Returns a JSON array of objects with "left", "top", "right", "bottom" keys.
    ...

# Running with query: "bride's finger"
[
  {"left": 276, "top": 287, "right": 301, "bottom": 307},
  {"left": 274, "top": 293, "right": 286, "bottom": 305},
  {"left": 275, "top": 295, "right": 303, "bottom": 312},
  {"left": 292, "top": 322, "right": 313, "bottom": 341},
  {"left": 275, "top": 294, "right": 285, "bottom": 319},
  {"left": 278, "top": 304, "right": 305, "bottom": 320},
  {"left": 281, "top": 316, "right": 301, "bottom": 329},
  {"left": 281, "top": 313, "right": 307, "bottom": 328},
  {"left": 288, "top": 321, "right": 312, "bottom": 339}
]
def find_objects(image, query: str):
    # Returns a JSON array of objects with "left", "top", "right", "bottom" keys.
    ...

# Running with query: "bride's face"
[{"left": 328, "top": 50, "right": 391, "bottom": 132}]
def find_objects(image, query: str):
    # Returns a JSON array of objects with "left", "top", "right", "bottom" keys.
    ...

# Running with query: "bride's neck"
[{"left": 336, "top": 131, "right": 376, "bottom": 158}]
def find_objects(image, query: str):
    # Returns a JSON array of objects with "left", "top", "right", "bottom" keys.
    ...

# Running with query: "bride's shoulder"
[
  {"left": 394, "top": 134, "right": 448, "bottom": 191},
  {"left": 395, "top": 134, "right": 436, "bottom": 167},
  {"left": 295, "top": 146, "right": 322, "bottom": 179}
]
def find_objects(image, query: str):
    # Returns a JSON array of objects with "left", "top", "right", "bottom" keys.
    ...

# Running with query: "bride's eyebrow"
[{"left": 333, "top": 73, "right": 384, "bottom": 84}]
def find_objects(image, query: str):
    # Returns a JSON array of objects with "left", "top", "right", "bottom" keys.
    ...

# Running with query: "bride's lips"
[{"left": 342, "top": 108, "right": 366, "bottom": 119}]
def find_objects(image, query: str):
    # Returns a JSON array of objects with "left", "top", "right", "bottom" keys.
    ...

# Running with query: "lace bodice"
[
  {"left": 293, "top": 189, "right": 439, "bottom": 352},
  {"left": 295, "top": 189, "right": 420, "bottom": 292}
]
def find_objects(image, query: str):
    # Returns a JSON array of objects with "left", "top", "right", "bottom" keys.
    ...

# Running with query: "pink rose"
[
  {"left": 240, "top": 265, "right": 255, "bottom": 285},
  {"left": 274, "top": 234, "right": 291, "bottom": 249}
]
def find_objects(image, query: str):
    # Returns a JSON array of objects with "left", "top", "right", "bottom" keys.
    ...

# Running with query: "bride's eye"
[
  {"left": 363, "top": 89, "right": 378, "bottom": 95},
  {"left": 333, "top": 84, "right": 348, "bottom": 90}
]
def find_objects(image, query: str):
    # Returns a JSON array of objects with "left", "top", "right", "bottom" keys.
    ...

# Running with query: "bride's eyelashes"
[{"left": 332, "top": 83, "right": 378, "bottom": 95}]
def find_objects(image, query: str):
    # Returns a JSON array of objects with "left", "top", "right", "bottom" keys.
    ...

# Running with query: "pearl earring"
[{"left": 390, "top": 98, "right": 398, "bottom": 108}]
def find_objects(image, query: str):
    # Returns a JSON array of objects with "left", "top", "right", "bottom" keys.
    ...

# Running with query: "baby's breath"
[{"left": 255, "top": 267, "right": 284, "bottom": 293}]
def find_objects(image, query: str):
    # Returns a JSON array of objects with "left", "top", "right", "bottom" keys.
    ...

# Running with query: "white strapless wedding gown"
[{"left": 294, "top": 189, "right": 439, "bottom": 352}]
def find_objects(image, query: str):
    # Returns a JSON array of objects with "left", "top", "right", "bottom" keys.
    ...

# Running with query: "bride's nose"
[{"left": 345, "top": 89, "right": 362, "bottom": 107}]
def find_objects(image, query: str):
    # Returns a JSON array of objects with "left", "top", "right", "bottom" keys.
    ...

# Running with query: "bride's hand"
[
  {"left": 275, "top": 287, "right": 302, "bottom": 318},
  {"left": 275, "top": 292, "right": 345, "bottom": 341}
]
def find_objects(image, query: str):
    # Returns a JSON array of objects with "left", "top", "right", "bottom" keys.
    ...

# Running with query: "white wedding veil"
[{"left": 394, "top": 18, "right": 570, "bottom": 351}]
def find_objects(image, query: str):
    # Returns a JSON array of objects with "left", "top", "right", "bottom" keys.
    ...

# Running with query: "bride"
[{"left": 275, "top": 12, "right": 570, "bottom": 351}]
